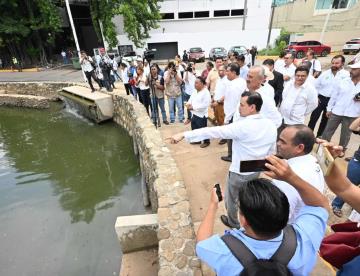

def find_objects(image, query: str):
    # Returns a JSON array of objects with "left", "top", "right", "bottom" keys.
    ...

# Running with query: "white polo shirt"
[
  {"left": 188, "top": 87, "right": 211, "bottom": 118},
  {"left": 272, "top": 154, "right": 325, "bottom": 223},
  {"left": 327, "top": 78, "right": 360, "bottom": 117},
  {"left": 223, "top": 77, "right": 247, "bottom": 123},
  {"left": 258, "top": 82, "right": 275, "bottom": 101},
  {"left": 184, "top": 114, "right": 277, "bottom": 174},
  {"left": 280, "top": 80, "right": 318, "bottom": 125},
  {"left": 315, "top": 69, "right": 350, "bottom": 98},
  {"left": 214, "top": 76, "right": 229, "bottom": 101}
]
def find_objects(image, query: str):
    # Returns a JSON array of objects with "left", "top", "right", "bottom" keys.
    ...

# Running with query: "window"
[
  {"left": 178, "top": 12, "right": 193, "bottom": 19},
  {"left": 214, "top": 10, "right": 230, "bottom": 17},
  {"left": 161, "top": 13, "right": 174, "bottom": 20},
  {"left": 194, "top": 11, "right": 209, "bottom": 18},
  {"left": 315, "top": 0, "right": 358, "bottom": 10},
  {"left": 231, "top": 9, "right": 244, "bottom": 16}
]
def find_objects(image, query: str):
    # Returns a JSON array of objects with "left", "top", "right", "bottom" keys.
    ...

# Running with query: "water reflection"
[
  {"left": 0, "top": 105, "right": 139, "bottom": 223},
  {"left": 0, "top": 105, "right": 147, "bottom": 276}
]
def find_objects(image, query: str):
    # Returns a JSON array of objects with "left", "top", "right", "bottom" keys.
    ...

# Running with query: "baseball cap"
[{"left": 349, "top": 62, "right": 360, "bottom": 69}]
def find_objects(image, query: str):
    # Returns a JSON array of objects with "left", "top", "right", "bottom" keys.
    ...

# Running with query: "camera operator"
[
  {"left": 98, "top": 48, "right": 113, "bottom": 92},
  {"left": 183, "top": 62, "right": 196, "bottom": 124},
  {"left": 146, "top": 64, "right": 169, "bottom": 126},
  {"left": 80, "top": 50, "right": 101, "bottom": 92},
  {"left": 164, "top": 61, "right": 184, "bottom": 123}
]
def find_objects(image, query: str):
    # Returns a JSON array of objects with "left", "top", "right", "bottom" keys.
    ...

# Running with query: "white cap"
[
  {"left": 262, "top": 65, "right": 274, "bottom": 81},
  {"left": 349, "top": 62, "right": 360, "bottom": 69}
]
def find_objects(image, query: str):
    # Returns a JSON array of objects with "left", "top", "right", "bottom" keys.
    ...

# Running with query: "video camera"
[{"left": 144, "top": 49, "right": 157, "bottom": 62}]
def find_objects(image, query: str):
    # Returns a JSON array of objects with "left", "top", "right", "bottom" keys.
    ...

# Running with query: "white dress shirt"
[
  {"left": 280, "top": 80, "right": 318, "bottom": 125},
  {"left": 233, "top": 87, "right": 282, "bottom": 127},
  {"left": 184, "top": 114, "right": 277, "bottom": 174},
  {"left": 239, "top": 65, "right": 249, "bottom": 80},
  {"left": 258, "top": 82, "right": 275, "bottom": 101},
  {"left": 278, "top": 63, "right": 296, "bottom": 83},
  {"left": 184, "top": 72, "right": 196, "bottom": 96},
  {"left": 315, "top": 69, "right": 350, "bottom": 98},
  {"left": 214, "top": 76, "right": 229, "bottom": 101},
  {"left": 274, "top": 59, "right": 285, "bottom": 72},
  {"left": 305, "top": 75, "right": 316, "bottom": 88},
  {"left": 188, "top": 87, "right": 211, "bottom": 118},
  {"left": 120, "top": 67, "right": 129, "bottom": 84},
  {"left": 223, "top": 77, "right": 246, "bottom": 123},
  {"left": 327, "top": 78, "right": 360, "bottom": 117},
  {"left": 306, "top": 59, "right": 321, "bottom": 74},
  {"left": 272, "top": 154, "right": 325, "bottom": 223},
  {"left": 81, "top": 56, "right": 94, "bottom": 72}
]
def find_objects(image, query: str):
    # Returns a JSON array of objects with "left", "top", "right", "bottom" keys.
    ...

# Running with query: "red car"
[
  {"left": 188, "top": 47, "right": 205, "bottom": 63},
  {"left": 286, "top": 40, "right": 331, "bottom": 58}
]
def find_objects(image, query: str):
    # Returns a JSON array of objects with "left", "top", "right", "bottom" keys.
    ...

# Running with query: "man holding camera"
[
  {"left": 322, "top": 62, "right": 360, "bottom": 152},
  {"left": 80, "top": 50, "right": 101, "bottom": 92},
  {"left": 164, "top": 61, "right": 184, "bottom": 123}
]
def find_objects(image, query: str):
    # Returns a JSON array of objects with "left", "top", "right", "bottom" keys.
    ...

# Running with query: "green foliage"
[
  {"left": 90, "top": 0, "right": 162, "bottom": 48},
  {"left": 259, "top": 28, "right": 290, "bottom": 56}
]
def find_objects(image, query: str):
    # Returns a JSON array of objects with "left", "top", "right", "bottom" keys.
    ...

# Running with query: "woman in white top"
[
  {"left": 183, "top": 63, "right": 196, "bottom": 124},
  {"left": 80, "top": 50, "right": 101, "bottom": 92},
  {"left": 136, "top": 66, "right": 151, "bottom": 115}
]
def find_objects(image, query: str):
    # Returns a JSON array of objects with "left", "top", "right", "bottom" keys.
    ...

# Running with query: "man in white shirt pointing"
[{"left": 170, "top": 92, "right": 277, "bottom": 228}]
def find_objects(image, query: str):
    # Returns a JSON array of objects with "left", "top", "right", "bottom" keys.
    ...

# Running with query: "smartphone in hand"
[
  {"left": 214, "top": 183, "right": 223, "bottom": 202},
  {"left": 240, "top": 160, "right": 270, "bottom": 173}
]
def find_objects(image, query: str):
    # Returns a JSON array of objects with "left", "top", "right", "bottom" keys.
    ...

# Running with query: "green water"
[{"left": 0, "top": 105, "right": 147, "bottom": 276}]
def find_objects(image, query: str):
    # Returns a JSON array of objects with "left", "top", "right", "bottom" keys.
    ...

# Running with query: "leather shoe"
[
  {"left": 218, "top": 139, "right": 227, "bottom": 145},
  {"left": 163, "top": 120, "right": 169, "bottom": 125},
  {"left": 220, "top": 215, "right": 233, "bottom": 228},
  {"left": 221, "top": 156, "right": 232, "bottom": 162},
  {"left": 190, "top": 142, "right": 201, "bottom": 145},
  {"left": 200, "top": 142, "right": 210, "bottom": 148}
]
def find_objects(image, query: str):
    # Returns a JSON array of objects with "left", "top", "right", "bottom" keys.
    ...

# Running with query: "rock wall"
[
  {"left": 0, "top": 94, "right": 49, "bottom": 109},
  {"left": 0, "top": 82, "right": 82, "bottom": 101},
  {"left": 113, "top": 95, "right": 201, "bottom": 276}
]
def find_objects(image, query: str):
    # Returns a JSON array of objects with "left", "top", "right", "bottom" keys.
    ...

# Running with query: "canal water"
[{"left": 0, "top": 105, "right": 147, "bottom": 276}]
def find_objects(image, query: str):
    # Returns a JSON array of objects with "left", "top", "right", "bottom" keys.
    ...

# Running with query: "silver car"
[{"left": 343, "top": 38, "right": 360, "bottom": 55}]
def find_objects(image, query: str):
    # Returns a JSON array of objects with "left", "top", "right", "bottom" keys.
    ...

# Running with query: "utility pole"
[
  {"left": 266, "top": 1, "right": 276, "bottom": 50},
  {"left": 65, "top": 0, "right": 86, "bottom": 81},
  {"left": 319, "top": 0, "right": 334, "bottom": 43},
  {"left": 242, "top": 0, "right": 248, "bottom": 30}
]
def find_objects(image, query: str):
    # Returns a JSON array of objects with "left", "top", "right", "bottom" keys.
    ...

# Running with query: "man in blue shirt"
[{"left": 196, "top": 155, "right": 329, "bottom": 275}]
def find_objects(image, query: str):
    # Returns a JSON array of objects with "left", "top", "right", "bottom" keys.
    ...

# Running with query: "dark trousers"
[
  {"left": 136, "top": 87, "right": 142, "bottom": 103},
  {"left": 191, "top": 114, "right": 209, "bottom": 143},
  {"left": 84, "top": 70, "right": 100, "bottom": 90},
  {"left": 140, "top": 89, "right": 151, "bottom": 115},
  {"left": 308, "top": 95, "right": 330, "bottom": 137},
  {"left": 274, "top": 91, "right": 283, "bottom": 107},
  {"left": 183, "top": 93, "right": 191, "bottom": 120},
  {"left": 101, "top": 68, "right": 112, "bottom": 91},
  {"left": 227, "top": 117, "right": 233, "bottom": 156},
  {"left": 124, "top": 83, "right": 131, "bottom": 95}
]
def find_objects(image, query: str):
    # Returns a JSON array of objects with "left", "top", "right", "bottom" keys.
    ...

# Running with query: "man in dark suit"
[{"left": 263, "top": 59, "right": 284, "bottom": 106}]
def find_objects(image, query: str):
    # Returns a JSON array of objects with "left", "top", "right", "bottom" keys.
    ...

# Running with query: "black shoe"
[
  {"left": 190, "top": 142, "right": 201, "bottom": 145},
  {"left": 219, "top": 139, "right": 227, "bottom": 145},
  {"left": 163, "top": 120, "right": 169, "bottom": 125},
  {"left": 200, "top": 142, "right": 210, "bottom": 148},
  {"left": 220, "top": 215, "right": 233, "bottom": 228},
  {"left": 221, "top": 156, "right": 232, "bottom": 162}
]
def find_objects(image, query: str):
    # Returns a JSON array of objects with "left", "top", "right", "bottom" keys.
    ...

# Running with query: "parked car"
[
  {"left": 228, "top": 46, "right": 248, "bottom": 57},
  {"left": 209, "top": 47, "right": 227, "bottom": 60},
  {"left": 343, "top": 38, "right": 360, "bottom": 55},
  {"left": 121, "top": 51, "right": 138, "bottom": 64},
  {"left": 286, "top": 40, "right": 331, "bottom": 58},
  {"left": 188, "top": 47, "right": 205, "bottom": 63}
]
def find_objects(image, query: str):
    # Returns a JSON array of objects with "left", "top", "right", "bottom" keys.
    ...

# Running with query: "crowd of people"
[
  {"left": 162, "top": 50, "right": 359, "bottom": 275},
  {"left": 79, "top": 46, "right": 360, "bottom": 274}
]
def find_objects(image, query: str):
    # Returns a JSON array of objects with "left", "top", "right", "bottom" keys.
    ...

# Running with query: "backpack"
[{"left": 221, "top": 225, "right": 297, "bottom": 276}]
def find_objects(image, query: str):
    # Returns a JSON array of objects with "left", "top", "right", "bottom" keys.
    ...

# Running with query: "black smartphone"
[
  {"left": 214, "top": 183, "right": 222, "bottom": 202},
  {"left": 240, "top": 160, "right": 270, "bottom": 173}
]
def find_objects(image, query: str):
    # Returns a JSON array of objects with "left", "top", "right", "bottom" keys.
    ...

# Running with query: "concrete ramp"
[{"left": 59, "top": 86, "right": 113, "bottom": 123}]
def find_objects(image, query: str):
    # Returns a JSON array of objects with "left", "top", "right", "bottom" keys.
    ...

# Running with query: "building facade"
[
  {"left": 113, "top": 0, "right": 280, "bottom": 59},
  {"left": 273, "top": 0, "right": 360, "bottom": 50}
]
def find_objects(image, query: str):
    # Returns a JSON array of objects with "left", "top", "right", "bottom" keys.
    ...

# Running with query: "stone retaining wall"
[
  {"left": 113, "top": 94, "right": 201, "bottom": 276},
  {"left": 0, "top": 94, "right": 49, "bottom": 109},
  {"left": 0, "top": 82, "right": 82, "bottom": 101}
]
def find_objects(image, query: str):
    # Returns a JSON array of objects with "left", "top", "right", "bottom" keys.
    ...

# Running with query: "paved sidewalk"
[{"left": 0, "top": 68, "right": 83, "bottom": 82}]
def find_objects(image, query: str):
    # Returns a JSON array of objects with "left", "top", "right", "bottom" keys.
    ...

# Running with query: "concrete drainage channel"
[{"left": 0, "top": 82, "right": 200, "bottom": 276}]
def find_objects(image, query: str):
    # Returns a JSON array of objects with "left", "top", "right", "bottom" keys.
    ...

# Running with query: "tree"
[{"left": 89, "top": 0, "right": 162, "bottom": 48}]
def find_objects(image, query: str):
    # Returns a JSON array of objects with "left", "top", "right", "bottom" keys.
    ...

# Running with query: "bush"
[{"left": 259, "top": 28, "right": 290, "bottom": 56}]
